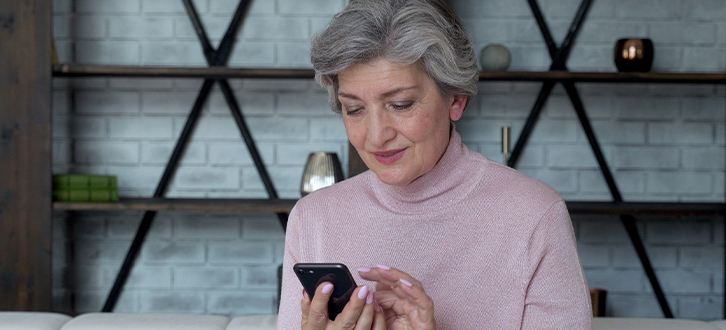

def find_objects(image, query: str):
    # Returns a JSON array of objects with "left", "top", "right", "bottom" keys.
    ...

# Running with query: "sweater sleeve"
[
  {"left": 277, "top": 204, "right": 305, "bottom": 330},
  {"left": 521, "top": 201, "right": 592, "bottom": 330}
]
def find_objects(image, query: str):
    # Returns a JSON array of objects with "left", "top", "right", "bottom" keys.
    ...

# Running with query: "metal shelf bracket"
[
  {"left": 101, "top": 0, "right": 287, "bottom": 312},
  {"left": 507, "top": 0, "right": 675, "bottom": 318}
]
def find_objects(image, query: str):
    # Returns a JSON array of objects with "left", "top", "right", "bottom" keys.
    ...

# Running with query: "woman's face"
[{"left": 338, "top": 58, "right": 468, "bottom": 186}]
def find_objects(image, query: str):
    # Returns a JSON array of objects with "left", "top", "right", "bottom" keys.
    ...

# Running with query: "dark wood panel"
[
  {"left": 0, "top": 0, "right": 53, "bottom": 311},
  {"left": 54, "top": 198, "right": 298, "bottom": 213}
]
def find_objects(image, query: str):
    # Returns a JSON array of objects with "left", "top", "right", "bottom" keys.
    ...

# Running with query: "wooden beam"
[
  {"left": 52, "top": 64, "right": 726, "bottom": 84},
  {"left": 0, "top": 0, "right": 53, "bottom": 311},
  {"left": 53, "top": 198, "right": 298, "bottom": 213}
]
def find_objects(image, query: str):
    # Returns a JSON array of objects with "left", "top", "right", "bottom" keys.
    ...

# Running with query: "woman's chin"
[{"left": 373, "top": 171, "right": 412, "bottom": 187}]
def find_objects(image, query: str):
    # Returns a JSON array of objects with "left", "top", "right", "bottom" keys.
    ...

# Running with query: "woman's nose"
[{"left": 367, "top": 108, "right": 396, "bottom": 147}]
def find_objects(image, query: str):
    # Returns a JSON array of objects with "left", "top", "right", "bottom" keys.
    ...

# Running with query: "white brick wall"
[{"left": 52, "top": 0, "right": 725, "bottom": 319}]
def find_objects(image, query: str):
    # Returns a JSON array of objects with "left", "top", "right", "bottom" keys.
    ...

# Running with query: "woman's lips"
[{"left": 372, "top": 148, "right": 406, "bottom": 165}]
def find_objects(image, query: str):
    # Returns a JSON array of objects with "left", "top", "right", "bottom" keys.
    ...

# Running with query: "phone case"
[{"left": 293, "top": 263, "right": 358, "bottom": 320}]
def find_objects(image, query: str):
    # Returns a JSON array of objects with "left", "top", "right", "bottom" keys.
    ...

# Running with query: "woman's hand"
[
  {"left": 301, "top": 282, "right": 386, "bottom": 330},
  {"left": 358, "top": 266, "right": 436, "bottom": 330}
]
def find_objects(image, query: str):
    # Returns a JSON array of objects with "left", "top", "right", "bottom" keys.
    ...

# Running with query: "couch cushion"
[
  {"left": 0, "top": 312, "right": 72, "bottom": 330},
  {"left": 593, "top": 317, "right": 720, "bottom": 330},
  {"left": 226, "top": 315, "right": 277, "bottom": 330},
  {"left": 710, "top": 320, "right": 726, "bottom": 330},
  {"left": 60, "top": 313, "right": 230, "bottom": 330}
]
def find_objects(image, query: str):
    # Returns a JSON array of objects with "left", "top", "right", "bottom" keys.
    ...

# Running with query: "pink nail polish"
[
  {"left": 357, "top": 267, "right": 371, "bottom": 273},
  {"left": 376, "top": 264, "right": 391, "bottom": 270},
  {"left": 400, "top": 279, "right": 413, "bottom": 287},
  {"left": 375, "top": 303, "right": 382, "bottom": 312},
  {"left": 358, "top": 285, "right": 369, "bottom": 300},
  {"left": 366, "top": 290, "right": 374, "bottom": 305},
  {"left": 322, "top": 283, "right": 334, "bottom": 295}
]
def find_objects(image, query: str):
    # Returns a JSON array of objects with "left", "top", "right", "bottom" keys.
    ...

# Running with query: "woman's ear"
[{"left": 449, "top": 95, "right": 468, "bottom": 121}]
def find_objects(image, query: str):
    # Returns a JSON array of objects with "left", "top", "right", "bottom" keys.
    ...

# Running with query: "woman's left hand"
[{"left": 358, "top": 265, "right": 436, "bottom": 330}]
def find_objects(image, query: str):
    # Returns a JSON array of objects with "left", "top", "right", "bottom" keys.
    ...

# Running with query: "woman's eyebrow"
[
  {"left": 338, "top": 86, "right": 419, "bottom": 100},
  {"left": 380, "top": 86, "right": 418, "bottom": 98}
]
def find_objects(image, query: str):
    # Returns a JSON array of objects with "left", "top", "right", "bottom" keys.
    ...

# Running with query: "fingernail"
[
  {"left": 322, "top": 283, "right": 334, "bottom": 295},
  {"left": 366, "top": 290, "right": 374, "bottom": 305},
  {"left": 357, "top": 267, "right": 371, "bottom": 273},
  {"left": 375, "top": 302, "right": 382, "bottom": 312},
  {"left": 399, "top": 279, "right": 413, "bottom": 287},
  {"left": 376, "top": 264, "right": 391, "bottom": 270},
  {"left": 358, "top": 285, "right": 369, "bottom": 300}
]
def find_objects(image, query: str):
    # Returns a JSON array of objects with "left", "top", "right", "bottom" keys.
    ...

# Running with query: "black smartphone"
[{"left": 294, "top": 263, "right": 358, "bottom": 320}]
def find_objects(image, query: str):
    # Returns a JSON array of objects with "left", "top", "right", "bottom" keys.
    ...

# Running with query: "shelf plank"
[
  {"left": 566, "top": 202, "right": 725, "bottom": 216},
  {"left": 53, "top": 64, "right": 726, "bottom": 84},
  {"left": 53, "top": 64, "right": 316, "bottom": 79},
  {"left": 54, "top": 198, "right": 724, "bottom": 216},
  {"left": 479, "top": 71, "right": 726, "bottom": 84},
  {"left": 53, "top": 198, "right": 297, "bottom": 213}
]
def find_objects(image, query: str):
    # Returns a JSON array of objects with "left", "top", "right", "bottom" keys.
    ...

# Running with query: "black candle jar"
[{"left": 614, "top": 38, "right": 654, "bottom": 72}]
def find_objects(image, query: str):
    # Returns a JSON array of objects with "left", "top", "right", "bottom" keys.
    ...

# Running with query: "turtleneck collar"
[{"left": 369, "top": 125, "right": 481, "bottom": 215}]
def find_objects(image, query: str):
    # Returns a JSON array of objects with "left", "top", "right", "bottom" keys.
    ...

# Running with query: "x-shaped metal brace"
[
  {"left": 507, "top": 0, "right": 674, "bottom": 318},
  {"left": 101, "top": 0, "right": 288, "bottom": 312}
]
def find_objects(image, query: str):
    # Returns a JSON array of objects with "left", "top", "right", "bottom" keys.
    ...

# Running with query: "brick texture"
[{"left": 52, "top": 0, "right": 726, "bottom": 319}]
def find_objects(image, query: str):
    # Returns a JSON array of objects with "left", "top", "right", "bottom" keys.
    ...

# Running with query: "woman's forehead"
[{"left": 337, "top": 59, "right": 430, "bottom": 97}]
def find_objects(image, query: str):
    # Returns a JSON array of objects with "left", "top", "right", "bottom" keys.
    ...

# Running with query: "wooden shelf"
[
  {"left": 566, "top": 201, "right": 725, "bottom": 216},
  {"left": 53, "top": 198, "right": 724, "bottom": 216},
  {"left": 479, "top": 71, "right": 726, "bottom": 84},
  {"left": 53, "top": 198, "right": 297, "bottom": 213},
  {"left": 52, "top": 64, "right": 315, "bottom": 79},
  {"left": 53, "top": 64, "right": 726, "bottom": 84}
]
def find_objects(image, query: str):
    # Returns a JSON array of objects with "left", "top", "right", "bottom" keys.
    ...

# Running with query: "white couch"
[
  {"left": 3, "top": 312, "right": 726, "bottom": 330},
  {"left": 0, "top": 312, "right": 276, "bottom": 330}
]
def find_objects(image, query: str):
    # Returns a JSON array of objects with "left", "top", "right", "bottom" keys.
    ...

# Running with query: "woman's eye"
[
  {"left": 391, "top": 102, "right": 413, "bottom": 110},
  {"left": 344, "top": 108, "right": 363, "bottom": 116}
]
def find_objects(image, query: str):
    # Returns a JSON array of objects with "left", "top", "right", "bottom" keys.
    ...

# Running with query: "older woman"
[{"left": 277, "top": 0, "right": 592, "bottom": 329}]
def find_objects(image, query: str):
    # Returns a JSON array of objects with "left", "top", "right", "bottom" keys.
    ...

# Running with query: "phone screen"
[{"left": 294, "top": 263, "right": 357, "bottom": 320}]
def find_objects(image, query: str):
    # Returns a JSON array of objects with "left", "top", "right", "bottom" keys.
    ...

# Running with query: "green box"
[
  {"left": 52, "top": 189, "right": 119, "bottom": 202},
  {"left": 53, "top": 174, "right": 117, "bottom": 190}
]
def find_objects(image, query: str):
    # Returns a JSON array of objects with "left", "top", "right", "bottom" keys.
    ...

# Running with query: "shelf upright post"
[
  {"left": 0, "top": 0, "right": 53, "bottom": 311},
  {"left": 101, "top": 0, "right": 254, "bottom": 312},
  {"left": 507, "top": 0, "right": 675, "bottom": 318}
]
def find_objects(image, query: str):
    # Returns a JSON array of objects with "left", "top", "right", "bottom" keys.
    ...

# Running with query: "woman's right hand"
[{"left": 301, "top": 282, "right": 386, "bottom": 330}]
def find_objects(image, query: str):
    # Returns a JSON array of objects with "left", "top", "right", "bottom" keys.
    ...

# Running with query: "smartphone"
[{"left": 294, "top": 263, "right": 358, "bottom": 320}]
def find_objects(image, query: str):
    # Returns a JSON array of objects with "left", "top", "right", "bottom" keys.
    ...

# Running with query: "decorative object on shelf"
[
  {"left": 300, "top": 152, "right": 345, "bottom": 197},
  {"left": 479, "top": 44, "right": 511, "bottom": 71},
  {"left": 501, "top": 126, "right": 511, "bottom": 165},
  {"left": 614, "top": 38, "right": 654, "bottom": 72},
  {"left": 52, "top": 174, "right": 119, "bottom": 202}
]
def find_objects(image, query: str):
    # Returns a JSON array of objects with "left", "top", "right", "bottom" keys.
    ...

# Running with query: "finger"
[
  {"left": 352, "top": 289, "right": 376, "bottom": 330},
  {"left": 374, "top": 283, "right": 434, "bottom": 317},
  {"left": 393, "top": 278, "right": 434, "bottom": 310},
  {"left": 374, "top": 290, "right": 409, "bottom": 316},
  {"left": 333, "top": 285, "right": 369, "bottom": 329},
  {"left": 374, "top": 281, "right": 392, "bottom": 292},
  {"left": 301, "top": 290, "right": 311, "bottom": 323},
  {"left": 358, "top": 265, "right": 422, "bottom": 289},
  {"left": 307, "top": 282, "right": 334, "bottom": 329},
  {"left": 371, "top": 297, "right": 387, "bottom": 330}
]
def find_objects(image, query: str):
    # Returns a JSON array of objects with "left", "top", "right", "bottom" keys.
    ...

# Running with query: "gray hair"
[{"left": 310, "top": 0, "right": 478, "bottom": 113}]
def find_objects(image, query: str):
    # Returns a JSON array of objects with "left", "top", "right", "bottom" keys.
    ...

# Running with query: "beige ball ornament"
[{"left": 480, "top": 44, "right": 511, "bottom": 71}]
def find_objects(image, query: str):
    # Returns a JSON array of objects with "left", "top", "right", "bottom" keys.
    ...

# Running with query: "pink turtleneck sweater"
[{"left": 277, "top": 128, "right": 592, "bottom": 330}]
